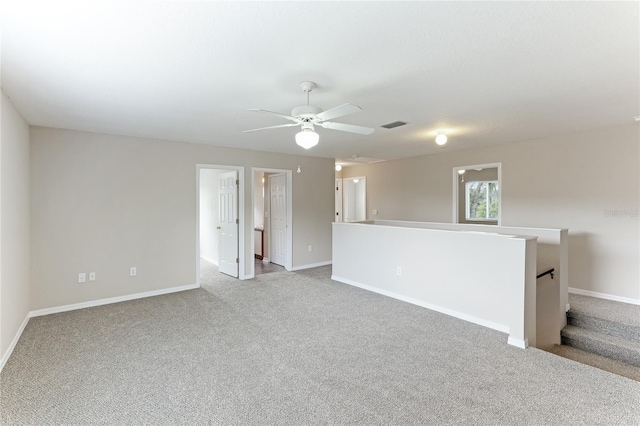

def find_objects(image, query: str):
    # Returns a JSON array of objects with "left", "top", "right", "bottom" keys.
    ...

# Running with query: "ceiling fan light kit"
[
  {"left": 244, "top": 81, "right": 374, "bottom": 149},
  {"left": 295, "top": 126, "right": 319, "bottom": 149}
]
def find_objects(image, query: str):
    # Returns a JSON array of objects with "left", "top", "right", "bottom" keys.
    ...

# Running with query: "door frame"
[
  {"left": 196, "top": 164, "right": 246, "bottom": 284},
  {"left": 335, "top": 178, "right": 343, "bottom": 222},
  {"left": 251, "top": 168, "right": 293, "bottom": 276},
  {"left": 452, "top": 162, "right": 502, "bottom": 225}
]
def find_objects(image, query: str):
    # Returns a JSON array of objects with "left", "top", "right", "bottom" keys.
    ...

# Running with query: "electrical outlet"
[
  {"left": 89, "top": 272, "right": 96, "bottom": 282},
  {"left": 308, "top": 245, "right": 312, "bottom": 252},
  {"left": 130, "top": 267, "right": 137, "bottom": 277},
  {"left": 396, "top": 267, "right": 402, "bottom": 276},
  {"left": 373, "top": 209, "right": 378, "bottom": 215},
  {"left": 78, "top": 273, "right": 86, "bottom": 283}
]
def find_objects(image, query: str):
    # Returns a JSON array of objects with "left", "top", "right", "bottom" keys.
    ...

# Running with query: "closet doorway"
[
  {"left": 196, "top": 164, "right": 246, "bottom": 285},
  {"left": 251, "top": 168, "right": 292, "bottom": 277}
]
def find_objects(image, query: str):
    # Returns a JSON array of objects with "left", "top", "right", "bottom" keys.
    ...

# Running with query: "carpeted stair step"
[
  {"left": 561, "top": 325, "right": 640, "bottom": 367},
  {"left": 547, "top": 344, "right": 640, "bottom": 382},
  {"left": 567, "top": 294, "right": 640, "bottom": 342},
  {"left": 567, "top": 309, "right": 640, "bottom": 342}
]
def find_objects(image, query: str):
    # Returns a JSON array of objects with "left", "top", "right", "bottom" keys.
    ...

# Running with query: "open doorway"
[
  {"left": 251, "top": 168, "right": 292, "bottom": 277},
  {"left": 342, "top": 176, "right": 367, "bottom": 222},
  {"left": 197, "top": 164, "right": 246, "bottom": 287}
]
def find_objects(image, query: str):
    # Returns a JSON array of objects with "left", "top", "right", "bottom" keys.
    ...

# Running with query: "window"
[
  {"left": 465, "top": 181, "right": 499, "bottom": 221},
  {"left": 454, "top": 163, "right": 501, "bottom": 225}
]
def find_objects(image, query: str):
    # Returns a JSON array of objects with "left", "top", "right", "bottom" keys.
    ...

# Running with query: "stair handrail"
[{"left": 537, "top": 268, "right": 555, "bottom": 280}]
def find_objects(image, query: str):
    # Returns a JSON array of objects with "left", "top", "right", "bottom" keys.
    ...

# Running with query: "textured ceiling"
[{"left": 1, "top": 1, "right": 638, "bottom": 160}]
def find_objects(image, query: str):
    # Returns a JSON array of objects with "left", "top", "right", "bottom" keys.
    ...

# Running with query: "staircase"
[{"left": 549, "top": 293, "right": 640, "bottom": 381}]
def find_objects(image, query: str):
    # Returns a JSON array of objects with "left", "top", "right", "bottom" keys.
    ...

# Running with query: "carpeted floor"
[{"left": 2, "top": 266, "right": 639, "bottom": 425}]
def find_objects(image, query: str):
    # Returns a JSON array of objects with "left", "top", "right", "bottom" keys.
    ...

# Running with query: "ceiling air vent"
[{"left": 380, "top": 121, "right": 407, "bottom": 129}]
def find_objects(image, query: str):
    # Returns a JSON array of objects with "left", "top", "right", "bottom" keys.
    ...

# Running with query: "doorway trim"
[
  {"left": 251, "top": 167, "right": 293, "bottom": 276},
  {"left": 196, "top": 164, "right": 246, "bottom": 285},
  {"left": 452, "top": 162, "right": 502, "bottom": 225}
]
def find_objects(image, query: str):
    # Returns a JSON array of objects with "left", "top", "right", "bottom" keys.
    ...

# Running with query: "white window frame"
[
  {"left": 465, "top": 180, "right": 499, "bottom": 221},
  {"left": 452, "top": 162, "right": 502, "bottom": 225}
]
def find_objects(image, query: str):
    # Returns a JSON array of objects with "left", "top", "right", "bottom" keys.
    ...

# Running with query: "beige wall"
[
  {"left": 341, "top": 124, "right": 640, "bottom": 301},
  {"left": 30, "top": 127, "right": 334, "bottom": 310},
  {"left": 1, "top": 90, "right": 31, "bottom": 359},
  {"left": 253, "top": 171, "right": 265, "bottom": 230}
]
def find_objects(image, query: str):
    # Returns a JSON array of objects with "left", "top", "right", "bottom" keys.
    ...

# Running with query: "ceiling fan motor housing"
[{"left": 291, "top": 105, "right": 322, "bottom": 119}]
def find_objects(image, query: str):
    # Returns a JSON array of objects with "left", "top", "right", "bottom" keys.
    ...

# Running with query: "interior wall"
[
  {"left": 0, "top": 90, "right": 31, "bottom": 360},
  {"left": 254, "top": 171, "right": 265, "bottom": 230},
  {"left": 199, "top": 168, "right": 222, "bottom": 265},
  {"left": 262, "top": 172, "right": 272, "bottom": 261},
  {"left": 30, "top": 127, "right": 334, "bottom": 310},
  {"left": 341, "top": 124, "right": 640, "bottom": 301}
]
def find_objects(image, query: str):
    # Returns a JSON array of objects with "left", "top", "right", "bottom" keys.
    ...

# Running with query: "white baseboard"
[
  {"left": 0, "top": 314, "right": 30, "bottom": 373},
  {"left": 30, "top": 283, "right": 200, "bottom": 317},
  {"left": 507, "top": 337, "right": 529, "bottom": 349},
  {"left": 331, "top": 275, "right": 512, "bottom": 337},
  {"left": 568, "top": 287, "right": 640, "bottom": 306},
  {"left": 291, "top": 260, "right": 332, "bottom": 271}
]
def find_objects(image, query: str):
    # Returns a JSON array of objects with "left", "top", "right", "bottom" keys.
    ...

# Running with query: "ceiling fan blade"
[
  {"left": 319, "top": 121, "right": 375, "bottom": 135},
  {"left": 243, "top": 123, "right": 300, "bottom": 133},
  {"left": 315, "top": 103, "right": 362, "bottom": 121},
  {"left": 248, "top": 108, "right": 299, "bottom": 123}
]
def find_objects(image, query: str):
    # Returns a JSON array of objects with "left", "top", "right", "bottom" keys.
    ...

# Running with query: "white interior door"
[
  {"left": 218, "top": 170, "right": 238, "bottom": 277},
  {"left": 269, "top": 173, "right": 286, "bottom": 266}
]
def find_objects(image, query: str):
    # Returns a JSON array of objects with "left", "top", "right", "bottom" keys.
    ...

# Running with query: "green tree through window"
[{"left": 466, "top": 181, "right": 499, "bottom": 220}]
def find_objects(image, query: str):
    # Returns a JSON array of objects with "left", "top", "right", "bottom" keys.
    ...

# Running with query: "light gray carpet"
[
  {"left": 2, "top": 266, "right": 640, "bottom": 425},
  {"left": 548, "top": 344, "right": 640, "bottom": 382},
  {"left": 569, "top": 293, "right": 640, "bottom": 329},
  {"left": 560, "top": 293, "right": 640, "bottom": 369}
]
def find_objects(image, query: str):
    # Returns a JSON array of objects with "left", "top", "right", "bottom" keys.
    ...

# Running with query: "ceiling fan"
[{"left": 243, "top": 81, "right": 375, "bottom": 149}]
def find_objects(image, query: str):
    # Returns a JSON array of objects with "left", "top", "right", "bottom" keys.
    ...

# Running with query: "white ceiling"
[{"left": 2, "top": 1, "right": 638, "bottom": 161}]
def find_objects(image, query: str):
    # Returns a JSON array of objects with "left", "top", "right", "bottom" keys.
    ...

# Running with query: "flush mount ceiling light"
[
  {"left": 458, "top": 169, "right": 466, "bottom": 175},
  {"left": 634, "top": 115, "right": 640, "bottom": 122},
  {"left": 335, "top": 164, "right": 343, "bottom": 171},
  {"left": 435, "top": 131, "right": 448, "bottom": 146}
]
